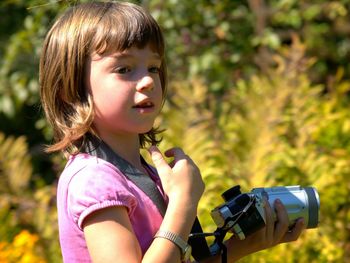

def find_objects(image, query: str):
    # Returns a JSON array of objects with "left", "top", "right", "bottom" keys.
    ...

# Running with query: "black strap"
[
  {"left": 189, "top": 217, "right": 212, "bottom": 260},
  {"left": 83, "top": 137, "right": 167, "bottom": 216},
  {"left": 82, "top": 136, "right": 211, "bottom": 261}
]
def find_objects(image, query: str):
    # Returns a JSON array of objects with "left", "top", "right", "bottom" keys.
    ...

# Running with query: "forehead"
[{"left": 90, "top": 45, "right": 162, "bottom": 62}]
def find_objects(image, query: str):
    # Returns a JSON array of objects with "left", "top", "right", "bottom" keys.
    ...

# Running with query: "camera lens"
[
  {"left": 221, "top": 185, "right": 241, "bottom": 201},
  {"left": 304, "top": 187, "right": 320, "bottom": 228}
]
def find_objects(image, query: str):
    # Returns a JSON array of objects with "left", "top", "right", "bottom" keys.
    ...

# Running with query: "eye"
[
  {"left": 149, "top": 66, "right": 160, "bottom": 74},
  {"left": 115, "top": 67, "right": 131, "bottom": 74}
]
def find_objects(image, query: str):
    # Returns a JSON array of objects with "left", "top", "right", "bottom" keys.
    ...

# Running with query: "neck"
[{"left": 97, "top": 132, "right": 143, "bottom": 169}]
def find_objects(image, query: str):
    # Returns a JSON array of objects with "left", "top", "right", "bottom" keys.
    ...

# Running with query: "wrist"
[
  {"left": 154, "top": 230, "right": 192, "bottom": 261},
  {"left": 167, "top": 199, "right": 198, "bottom": 221},
  {"left": 160, "top": 202, "right": 197, "bottom": 242}
]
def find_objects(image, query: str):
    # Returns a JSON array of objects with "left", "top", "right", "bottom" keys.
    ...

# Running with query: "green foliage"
[
  {"left": 149, "top": 0, "right": 255, "bottom": 92},
  {"left": 0, "top": 0, "right": 350, "bottom": 262},
  {"left": 160, "top": 39, "right": 350, "bottom": 262},
  {"left": 0, "top": 132, "right": 59, "bottom": 263},
  {"left": 0, "top": 133, "right": 32, "bottom": 194},
  {"left": 225, "top": 41, "right": 350, "bottom": 263}
]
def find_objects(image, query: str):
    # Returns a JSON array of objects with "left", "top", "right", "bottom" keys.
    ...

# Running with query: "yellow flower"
[
  {"left": 0, "top": 230, "right": 46, "bottom": 263},
  {"left": 13, "top": 230, "right": 38, "bottom": 249}
]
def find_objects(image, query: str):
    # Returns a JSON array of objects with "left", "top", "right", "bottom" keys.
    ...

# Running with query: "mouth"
[{"left": 133, "top": 101, "right": 154, "bottom": 109}]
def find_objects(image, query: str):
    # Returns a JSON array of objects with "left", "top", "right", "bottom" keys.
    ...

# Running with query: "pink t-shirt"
[{"left": 57, "top": 153, "right": 165, "bottom": 262}]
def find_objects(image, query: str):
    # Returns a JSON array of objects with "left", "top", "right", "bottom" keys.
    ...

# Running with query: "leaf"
[{"left": 0, "top": 132, "right": 32, "bottom": 194}]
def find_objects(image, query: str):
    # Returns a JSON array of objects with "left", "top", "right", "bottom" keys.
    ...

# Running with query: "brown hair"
[{"left": 39, "top": 1, "right": 167, "bottom": 155}]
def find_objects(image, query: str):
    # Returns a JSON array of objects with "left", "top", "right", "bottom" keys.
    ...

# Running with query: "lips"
[
  {"left": 132, "top": 98, "right": 156, "bottom": 114},
  {"left": 133, "top": 101, "right": 154, "bottom": 108}
]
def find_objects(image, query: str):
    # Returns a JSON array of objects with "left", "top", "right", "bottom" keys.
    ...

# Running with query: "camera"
[{"left": 210, "top": 185, "right": 320, "bottom": 240}]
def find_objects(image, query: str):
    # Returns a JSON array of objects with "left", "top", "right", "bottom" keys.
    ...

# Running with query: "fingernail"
[
  {"left": 275, "top": 199, "right": 282, "bottom": 206},
  {"left": 148, "top": 145, "right": 157, "bottom": 152}
]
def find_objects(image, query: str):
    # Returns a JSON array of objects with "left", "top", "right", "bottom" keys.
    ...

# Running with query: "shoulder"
[
  {"left": 62, "top": 153, "right": 123, "bottom": 175},
  {"left": 59, "top": 153, "right": 131, "bottom": 188},
  {"left": 58, "top": 153, "right": 138, "bottom": 229}
]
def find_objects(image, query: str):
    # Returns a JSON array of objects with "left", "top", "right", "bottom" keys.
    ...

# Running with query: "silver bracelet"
[{"left": 154, "top": 230, "right": 192, "bottom": 261}]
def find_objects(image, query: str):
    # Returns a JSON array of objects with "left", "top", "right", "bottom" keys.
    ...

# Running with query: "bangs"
[{"left": 91, "top": 3, "right": 164, "bottom": 57}]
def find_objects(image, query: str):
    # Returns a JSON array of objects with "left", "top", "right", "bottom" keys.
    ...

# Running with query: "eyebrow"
[{"left": 111, "top": 52, "right": 161, "bottom": 60}]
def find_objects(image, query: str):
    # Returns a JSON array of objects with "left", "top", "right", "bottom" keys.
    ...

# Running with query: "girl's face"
[{"left": 86, "top": 45, "right": 163, "bottom": 140}]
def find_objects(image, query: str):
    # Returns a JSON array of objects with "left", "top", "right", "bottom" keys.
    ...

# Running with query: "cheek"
[
  {"left": 95, "top": 84, "right": 135, "bottom": 119},
  {"left": 93, "top": 93, "right": 126, "bottom": 117}
]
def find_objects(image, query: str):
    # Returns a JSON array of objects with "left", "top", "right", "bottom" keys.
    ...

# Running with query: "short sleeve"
[{"left": 67, "top": 162, "right": 138, "bottom": 230}]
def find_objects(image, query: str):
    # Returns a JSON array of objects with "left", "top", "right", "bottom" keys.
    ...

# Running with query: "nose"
[{"left": 136, "top": 75, "right": 154, "bottom": 92}]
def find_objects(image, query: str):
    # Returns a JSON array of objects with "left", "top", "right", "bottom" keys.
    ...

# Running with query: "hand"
[
  {"left": 144, "top": 146, "right": 204, "bottom": 262},
  {"left": 225, "top": 199, "right": 306, "bottom": 262},
  {"left": 148, "top": 146, "right": 205, "bottom": 208}
]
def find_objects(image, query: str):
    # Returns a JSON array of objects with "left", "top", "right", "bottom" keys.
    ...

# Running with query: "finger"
[
  {"left": 263, "top": 198, "right": 274, "bottom": 244},
  {"left": 164, "top": 148, "right": 189, "bottom": 168},
  {"left": 148, "top": 146, "right": 171, "bottom": 177},
  {"left": 273, "top": 199, "right": 289, "bottom": 242},
  {"left": 281, "top": 218, "right": 305, "bottom": 243},
  {"left": 164, "top": 147, "right": 187, "bottom": 161}
]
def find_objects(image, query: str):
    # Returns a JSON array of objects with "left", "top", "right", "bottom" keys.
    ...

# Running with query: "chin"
[
  {"left": 133, "top": 123, "right": 153, "bottom": 134},
  {"left": 139, "top": 127, "right": 154, "bottom": 134}
]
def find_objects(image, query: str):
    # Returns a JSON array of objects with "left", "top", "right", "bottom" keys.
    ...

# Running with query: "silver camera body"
[{"left": 211, "top": 185, "right": 320, "bottom": 240}]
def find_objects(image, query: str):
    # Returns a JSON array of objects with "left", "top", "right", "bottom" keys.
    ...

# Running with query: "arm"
[
  {"left": 83, "top": 206, "right": 142, "bottom": 263},
  {"left": 83, "top": 146, "right": 205, "bottom": 263},
  {"left": 200, "top": 198, "right": 306, "bottom": 263}
]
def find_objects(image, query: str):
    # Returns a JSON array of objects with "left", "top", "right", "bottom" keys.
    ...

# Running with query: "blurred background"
[{"left": 0, "top": 0, "right": 349, "bottom": 262}]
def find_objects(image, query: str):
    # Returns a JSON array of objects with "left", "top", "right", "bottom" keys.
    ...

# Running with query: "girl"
[{"left": 39, "top": 1, "right": 305, "bottom": 262}]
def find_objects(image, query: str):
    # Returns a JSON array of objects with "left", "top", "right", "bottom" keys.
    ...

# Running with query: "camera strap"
[
  {"left": 82, "top": 136, "right": 211, "bottom": 261},
  {"left": 83, "top": 137, "right": 167, "bottom": 216}
]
